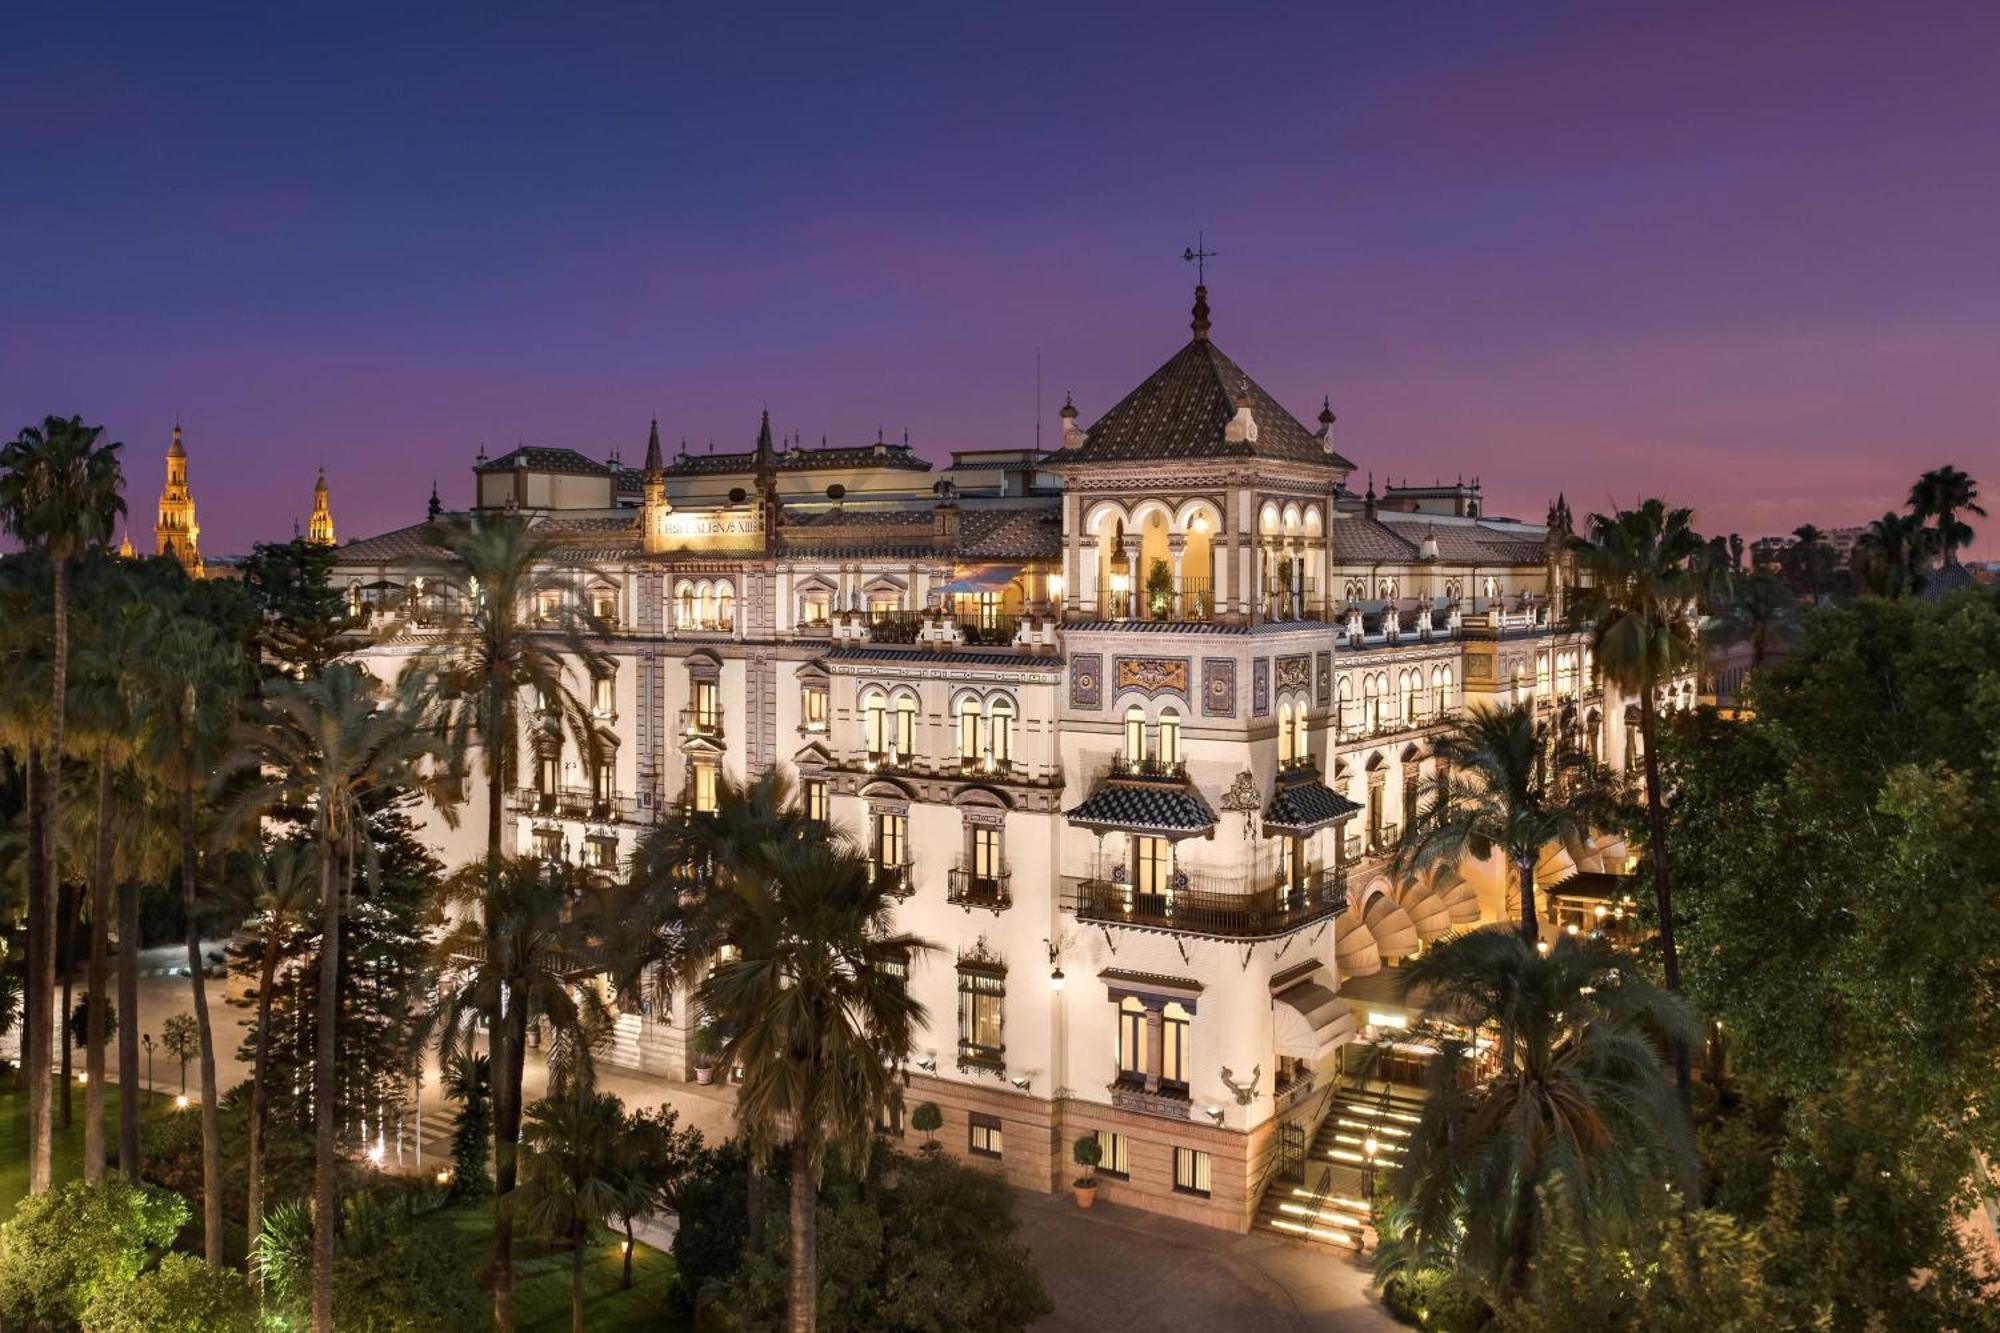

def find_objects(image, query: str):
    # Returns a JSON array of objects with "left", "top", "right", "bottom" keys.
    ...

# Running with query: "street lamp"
[
  {"left": 142, "top": 1033, "right": 155, "bottom": 1096},
  {"left": 1363, "top": 1133, "right": 1380, "bottom": 1200}
]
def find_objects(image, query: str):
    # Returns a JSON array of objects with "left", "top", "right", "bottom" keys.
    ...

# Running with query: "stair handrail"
[{"left": 1249, "top": 1079, "right": 1342, "bottom": 1213}]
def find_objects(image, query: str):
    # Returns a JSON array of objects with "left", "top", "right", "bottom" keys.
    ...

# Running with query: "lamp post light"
[
  {"left": 1363, "top": 1133, "right": 1380, "bottom": 1200},
  {"left": 142, "top": 1033, "right": 154, "bottom": 1097}
]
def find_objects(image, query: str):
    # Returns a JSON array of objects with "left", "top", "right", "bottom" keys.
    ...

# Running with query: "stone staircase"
[
  {"left": 602, "top": 1013, "right": 682, "bottom": 1077},
  {"left": 1254, "top": 1084, "right": 1425, "bottom": 1250}
]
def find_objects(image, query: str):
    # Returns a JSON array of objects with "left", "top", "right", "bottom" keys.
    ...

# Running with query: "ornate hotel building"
[{"left": 332, "top": 289, "right": 1655, "bottom": 1239}]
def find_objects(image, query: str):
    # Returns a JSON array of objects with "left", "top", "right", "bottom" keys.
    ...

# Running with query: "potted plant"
[
  {"left": 1145, "top": 559, "right": 1175, "bottom": 618},
  {"left": 912, "top": 1101, "right": 943, "bottom": 1156},
  {"left": 1072, "top": 1133, "right": 1103, "bottom": 1208},
  {"left": 690, "top": 1019, "right": 722, "bottom": 1085}
]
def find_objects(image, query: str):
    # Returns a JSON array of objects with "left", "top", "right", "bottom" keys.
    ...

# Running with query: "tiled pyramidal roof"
[{"left": 1056, "top": 337, "right": 1354, "bottom": 469}]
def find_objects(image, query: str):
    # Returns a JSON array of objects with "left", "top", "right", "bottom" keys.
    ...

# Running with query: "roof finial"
[
  {"left": 427, "top": 479, "right": 442, "bottom": 521},
  {"left": 645, "top": 417, "right": 663, "bottom": 472},
  {"left": 1183, "top": 232, "right": 1216, "bottom": 340}
]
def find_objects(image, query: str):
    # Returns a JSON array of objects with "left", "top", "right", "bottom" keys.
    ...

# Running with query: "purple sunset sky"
[{"left": 3, "top": 2, "right": 1995, "bottom": 557}]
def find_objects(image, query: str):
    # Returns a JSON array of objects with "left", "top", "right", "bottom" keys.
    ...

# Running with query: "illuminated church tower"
[
  {"left": 154, "top": 423, "right": 204, "bottom": 577},
  {"left": 307, "top": 467, "right": 336, "bottom": 545}
]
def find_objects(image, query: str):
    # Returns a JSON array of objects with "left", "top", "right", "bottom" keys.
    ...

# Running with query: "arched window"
[
  {"left": 1364, "top": 674, "right": 1384, "bottom": 730},
  {"left": 891, "top": 695, "right": 917, "bottom": 758},
  {"left": 1277, "top": 702, "right": 1297, "bottom": 764},
  {"left": 863, "top": 689, "right": 887, "bottom": 758},
  {"left": 989, "top": 697, "right": 1015, "bottom": 767},
  {"left": 1124, "top": 705, "right": 1146, "bottom": 762},
  {"left": 676, "top": 581, "right": 695, "bottom": 627},
  {"left": 958, "top": 696, "right": 983, "bottom": 765},
  {"left": 716, "top": 582, "right": 735, "bottom": 631},
  {"left": 1402, "top": 670, "right": 1422, "bottom": 720},
  {"left": 1158, "top": 708, "right": 1181, "bottom": 766}
]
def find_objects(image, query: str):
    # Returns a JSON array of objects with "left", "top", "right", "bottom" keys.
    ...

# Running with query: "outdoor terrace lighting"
[
  {"left": 1536, "top": 940, "right": 1550, "bottom": 956},
  {"left": 1205, "top": 1106, "right": 1225, "bottom": 1125},
  {"left": 174, "top": 1094, "right": 190, "bottom": 1110},
  {"left": 1050, "top": 966, "right": 1065, "bottom": 992},
  {"left": 1010, "top": 1075, "right": 1031, "bottom": 1091},
  {"left": 435, "top": 1168, "right": 453, "bottom": 1186}
]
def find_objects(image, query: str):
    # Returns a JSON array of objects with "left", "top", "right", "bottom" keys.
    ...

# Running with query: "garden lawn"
[
  {"left": 0, "top": 1088, "right": 682, "bottom": 1332},
  {"left": 430, "top": 1204, "right": 681, "bottom": 1333}
]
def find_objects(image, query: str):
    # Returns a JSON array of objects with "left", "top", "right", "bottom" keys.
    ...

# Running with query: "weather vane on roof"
[{"left": 1182, "top": 231, "right": 1217, "bottom": 284}]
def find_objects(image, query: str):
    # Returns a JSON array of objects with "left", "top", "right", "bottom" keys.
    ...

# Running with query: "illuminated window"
[
  {"left": 1095, "top": 1130, "right": 1130, "bottom": 1179},
  {"left": 715, "top": 582, "right": 735, "bottom": 630},
  {"left": 863, "top": 690, "right": 887, "bottom": 757},
  {"left": 1173, "top": 1147, "right": 1211, "bottom": 1197},
  {"left": 892, "top": 695, "right": 917, "bottom": 756},
  {"left": 803, "top": 779, "right": 828, "bottom": 823},
  {"left": 692, "top": 762, "right": 718, "bottom": 814},
  {"left": 872, "top": 809, "right": 907, "bottom": 872},
  {"left": 799, "top": 590, "right": 831, "bottom": 627},
  {"left": 692, "top": 681, "right": 719, "bottom": 731},
  {"left": 533, "top": 829, "right": 562, "bottom": 861},
  {"left": 1134, "top": 836, "right": 1170, "bottom": 896},
  {"left": 801, "top": 685, "right": 827, "bottom": 732},
  {"left": 1161, "top": 1002, "right": 1191, "bottom": 1087},
  {"left": 1158, "top": 709, "right": 1181, "bottom": 765},
  {"left": 958, "top": 696, "right": 982, "bottom": 763},
  {"left": 968, "top": 1113, "right": 1003, "bottom": 1158},
  {"left": 1124, "top": 705, "right": 1146, "bottom": 761},
  {"left": 989, "top": 697, "right": 1014, "bottom": 766},
  {"left": 591, "top": 590, "right": 616, "bottom": 623},
  {"left": 592, "top": 674, "right": 614, "bottom": 716},
  {"left": 1116, "top": 997, "right": 1146, "bottom": 1077},
  {"left": 586, "top": 836, "right": 616, "bottom": 870},
  {"left": 957, "top": 969, "right": 1005, "bottom": 1070}
]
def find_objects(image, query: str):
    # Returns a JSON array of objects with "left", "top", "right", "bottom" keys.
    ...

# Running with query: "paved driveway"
[{"left": 1017, "top": 1191, "right": 1399, "bottom": 1333}]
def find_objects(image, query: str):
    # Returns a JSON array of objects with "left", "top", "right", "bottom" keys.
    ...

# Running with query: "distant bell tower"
[
  {"left": 640, "top": 417, "right": 673, "bottom": 554},
  {"left": 154, "top": 423, "right": 204, "bottom": 578},
  {"left": 307, "top": 467, "right": 336, "bottom": 545}
]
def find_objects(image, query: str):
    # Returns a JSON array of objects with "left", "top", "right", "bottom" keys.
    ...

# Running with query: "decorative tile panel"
[
  {"left": 1252, "top": 657, "right": 1271, "bottom": 717},
  {"left": 1200, "top": 658, "right": 1237, "bottom": 718},
  {"left": 1069, "top": 653, "right": 1103, "bottom": 710},
  {"left": 1112, "top": 656, "right": 1190, "bottom": 701},
  {"left": 1276, "top": 653, "right": 1311, "bottom": 694},
  {"left": 1315, "top": 651, "right": 1332, "bottom": 707}
]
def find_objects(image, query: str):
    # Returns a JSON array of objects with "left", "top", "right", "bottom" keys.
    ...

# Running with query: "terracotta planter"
[
  {"left": 1074, "top": 1183, "right": 1096, "bottom": 1209},
  {"left": 693, "top": 1065, "right": 715, "bottom": 1085}
]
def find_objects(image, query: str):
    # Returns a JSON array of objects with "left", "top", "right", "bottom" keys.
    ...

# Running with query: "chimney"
[{"left": 1059, "top": 393, "right": 1084, "bottom": 451}]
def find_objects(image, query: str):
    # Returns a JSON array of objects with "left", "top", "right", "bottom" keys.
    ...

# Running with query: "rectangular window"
[
  {"left": 1161, "top": 1002, "right": 1191, "bottom": 1088},
  {"left": 592, "top": 674, "right": 615, "bottom": 716},
  {"left": 957, "top": 970, "right": 1005, "bottom": 1069},
  {"left": 537, "top": 755, "right": 559, "bottom": 797},
  {"left": 587, "top": 836, "right": 617, "bottom": 870},
  {"left": 1096, "top": 1130, "right": 1130, "bottom": 1179},
  {"left": 873, "top": 810, "right": 907, "bottom": 870},
  {"left": 875, "top": 1101, "right": 905, "bottom": 1137},
  {"left": 533, "top": 829, "right": 562, "bottom": 861},
  {"left": 1117, "top": 997, "right": 1146, "bottom": 1078},
  {"left": 1173, "top": 1147, "right": 1212, "bottom": 1197},
  {"left": 971, "top": 825, "right": 1002, "bottom": 881},
  {"left": 592, "top": 591, "right": 617, "bottom": 623},
  {"left": 1135, "top": 836, "right": 1171, "bottom": 896},
  {"left": 592, "top": 761, "right": 614, "bottom": 805},
  {"left": 892, "top": 700, "right": 915, "bottom": 756},
  {"left": 802, "top": 685, "right": 828, "bottom": 732},
  {"left": 692, "top": 762, "right": 718, "bottom": 814},
  {"left": 800, "top": 591, "right": 831, "bottom": 627},
  {"left": 969, "top": 1113, "right": 1003, "bottom": 1159},
  {"left": 537, "top": 590, "right": 561, "bottom": 621},
  {"left": 693, "top": 680, "right": 720, "bottom": 730},
  {"left": 804, "top": 779, "right": 828, "bottom": 823}
]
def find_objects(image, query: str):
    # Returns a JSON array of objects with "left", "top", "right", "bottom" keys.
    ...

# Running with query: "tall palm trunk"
[
  {"left": 59, "top": 883, "right": 77, "bottom": 1129},
  {"left": 178, "top": 770, "right": 224, "bottom": 1264},
  {"left": 116, "top": 873, "right": 141, "bottom": 1179},
  {"left": 788, "top": 1138, "right": 817, "bottom": 1333},
  {"left": 246, "top": 924, "right": 282, "bottom": 1270},
  {"left": 31, "top": 559, "right": 70, "bottom": 1191},
  {"left": 83, "top": 756, "right": 112, "bottom": 1181},
  {"left": 24, "top": 744, "right": 52, "bottom": 1196},
  {"left": 1514, "top": 854, "right": 1540, "bottom": 945},
  {"left": 492, "top": 995, "right": 527, "bottom": 1333},
  {"left": 310, "top": 827, "right": 342, "bottom": 1333},
  {"left": 1636, "top": 690, "right": 1692, "bottom": 1103}
]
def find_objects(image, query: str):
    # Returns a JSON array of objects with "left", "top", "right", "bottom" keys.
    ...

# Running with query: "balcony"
[
  {"left": 1068, "top": 867, "right": 1347, "bottom": 940},
  {"left": 957, "top": 754, "right": 1018, "bottom": 779},
  {"left": 679, "top": 708, "right": 725, "bottom": 741},
  {"left": 946, "top": 866, "right": 1011, "bottom": 913},
  {"left": 1261, "top": 580, "right": 1333, "bottom": 624},
  {"left": 952, "top": 613, "right": 1020, "bottom": 647},
  {"left": 1096, "top": 576, "right": 1213, "bottom": 624},
  {"left": 1107, "top": 753, "right": 1187, "bottom": 781},
  {"left": 1334, "top": 696, "right": 1459, "bottom": 743},
  {"left": 866, "top": 611, "right": 924, "bottom": 644},
  {"left": 869, "top": 860, "right": 914, "bottom": 898},
  {"left": 517, "top": 787, "right": 639, "bottom": 823},
  {"left": 1108, "top": 1073, "right": 1191, "bottom": 1121}
]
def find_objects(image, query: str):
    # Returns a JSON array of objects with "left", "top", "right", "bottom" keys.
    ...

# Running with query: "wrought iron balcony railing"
[{"left": 946, "top": 866, "right": 1011, "bottom": 913}]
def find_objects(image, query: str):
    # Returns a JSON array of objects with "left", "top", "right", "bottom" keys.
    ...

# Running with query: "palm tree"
[
  {"left": 519, "top": 1087, "right": 627, "bottom": 1333},
  {"left": 413, "top": 511, "right": 610, "bottom": 873},
  {"left": 0, "top": 414, "right": 125, "bottom": 1197},
  {"left": 430, "top": 856, "right": 613, "bottom": 1333},
  {"left": 1851, "top": 510, "right": 1934, "bottom": 598},
  {"left": 616, "top": 771, "right": 841, "bottom": 1252},
  {"left": 235, "top": 838, "right": 318, "bottom": 1265},
  {"left": 696, "top": 841, "right": 934, "bottom": 1333},
  {"left": 66, "top": 560, "right": 148, "bottom": 1182},
  {"left": 1391, "top": 931, "right": 1697, "bottom": 1302},
  {"left": 225, "top": 662, "right": 453, "bottom": 1333},
  {"left": 1786, "top": 524, "right": 1834, "bottom": 601},
  {"left": 1394, "top": 703, "right": 1608, "bottom": 946},
  {"left": 1707, "top": 571, "right": 1802, "bottom": 670},
  {"left": 134, "top": 610, "right": 244, "bottom": 1263},
  {"left": 1908, "top": 464, "right": 1985, "bottom": 566},
  {"left": 1570, "top": 501, "right": 1702, "bottom": 1019}
]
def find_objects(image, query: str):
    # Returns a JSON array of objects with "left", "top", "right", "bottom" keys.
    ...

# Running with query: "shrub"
[
  {"left": 1071, "top": 1133, "right": 1101, "bottom": 1188},
  {"left": 910, "top": 1102, "right": 942, "bottom": 1153},
  {"left": 80, "top": 1252, "right": 259, "bottom": 1333},
  {"left": 0, "top": 1178, "right": 188, "bottom": 1328}
]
